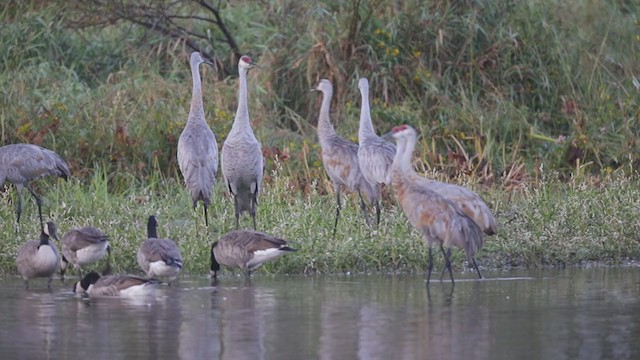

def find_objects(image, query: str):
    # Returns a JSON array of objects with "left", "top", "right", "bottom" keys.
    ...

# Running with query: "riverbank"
[{"left": 1, "top": 171, "right": 638, "bottom": 276}]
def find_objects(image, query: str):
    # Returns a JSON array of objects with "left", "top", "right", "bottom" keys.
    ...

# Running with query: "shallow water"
[{"left": 0, "top": 267, "right": 639, "bottom": 359}]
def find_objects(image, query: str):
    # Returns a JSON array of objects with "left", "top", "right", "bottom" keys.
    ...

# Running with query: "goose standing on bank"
[
  {"left": 311, "top": 79, "right": 376, "bottom": 237},
  {"left": 137, "top": 216, "right": 183, "bottom": 282},
  {"left": 0, "top": 144, "right": 70, "bottom": 227},
  {"left": 178, "top": 52, "right": 218, "bottom": 227},
  {"left": 60, "top": 226, "right": 111, "bottom": 280},
  {"left": 210, "top": 230, "right": 296, "bottom": 280},
  {"left": 356, "top": 78, "right": 396, "bottom": 226},
  {"left": 15, "top": 221, "right": 61, "bottom": 289},
  {"left": 73, "top": 272, "right": 158, "bottom": 297},
  {"left": 221, "top": 55, "right": 263, "bottom": 230}
]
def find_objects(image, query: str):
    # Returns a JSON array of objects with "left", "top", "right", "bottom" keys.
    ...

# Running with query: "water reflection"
[{"left": 0, "top": 268, "right": 638, "bottom": 359}]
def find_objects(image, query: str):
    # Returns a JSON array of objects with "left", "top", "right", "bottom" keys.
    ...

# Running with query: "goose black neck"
[{"left": 147, "top": 216, "right": 158, "bottom": 238}]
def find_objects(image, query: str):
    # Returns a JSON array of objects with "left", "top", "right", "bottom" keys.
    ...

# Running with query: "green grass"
[{"left": 1, "top": 169, "right": 639, "bottom": 276}]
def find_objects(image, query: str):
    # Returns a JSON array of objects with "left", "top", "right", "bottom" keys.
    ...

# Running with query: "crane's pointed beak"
[
  {"left": 309, "top": 88, "right": 318, "bottom": 93},
  {"left": 381, "top": 130, "right": 394, "bottom": 141},
  {"left": 203, "top": 57, "right": 215, "bottom": 67}
]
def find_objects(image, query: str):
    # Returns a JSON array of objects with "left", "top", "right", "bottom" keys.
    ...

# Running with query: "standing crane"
[
  {"left": 0, "top": 143, "right": 70, "bottom": 227},
  {"left": 177, "top": 52, "right": 218, "bottom": 227},
  {"left": 221, "top": 55, "right": 263, "bottom": 230},
  {"left": 311, "top": 79, "right": 376, "bottom": 237},
  {"left": 387, "top": 124, "right": 493, "bottom": 285},
  {"left": 356, "top": 78, "right": 396, "bottom": 226}
]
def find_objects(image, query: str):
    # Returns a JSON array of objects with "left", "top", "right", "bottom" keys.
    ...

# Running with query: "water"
[{"left": 0, "top": 268, "right": 639, "bottom": 359}]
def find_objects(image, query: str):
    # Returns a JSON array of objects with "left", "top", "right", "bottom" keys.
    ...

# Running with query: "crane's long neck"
[
  {"left": 188, "top": 60, "right": 205, "bottom": 122},
  {"left": 317, "top": 89, "right": 337, "bottom": 141},
  {"left": 393, "top": 134, "right": 416, "bottom": 175},
  {"left": 232, "top": 67, "right": 251, "bottom": 132},
  {"left": 358, "top": 86, "right": 376, "bottom": 140}
]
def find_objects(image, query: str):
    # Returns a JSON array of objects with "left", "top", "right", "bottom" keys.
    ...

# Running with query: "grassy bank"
[{"left": 1, "top": 170, "right": 639, "bottom": 276}]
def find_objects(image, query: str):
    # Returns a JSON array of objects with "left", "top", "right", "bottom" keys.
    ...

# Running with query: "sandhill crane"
[
  {"left": 59, "top": 226, "right": 111, "bottom": 280},
  {"left": 356, "top": 78, "right": 396, "bottom": 226},
  {"left": 210, "top": 230, "right": 296, "bottom": 280},
  {"left": 73, "top": 272, "right": 158, "bottom": 297},
  {"left": 311, "top": 79, "right": 376, "bottom": 237},
  {"left": 0, "top": 144, "right": 70, "bottom": 227},
  {"left": 15, "top": 221, "right": 60, "bottom": 289},
  {"left": 137, "top": 215, "right": 183, "bottom": 281},
  {"left": 178, "top": 52, "right": 218, "bottom": 227},
  {"left": 387, "top": 124, "right": 490, "bottom": 285},
  {"left": 221, "top": 55, "right": 263, "bottom": 230}
]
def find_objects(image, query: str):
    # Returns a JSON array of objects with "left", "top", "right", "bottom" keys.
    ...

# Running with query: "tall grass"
[{"left": 1, "top": 0, "right": 638, "bottom": 190}]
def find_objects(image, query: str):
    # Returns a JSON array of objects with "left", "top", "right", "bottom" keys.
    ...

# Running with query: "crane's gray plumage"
[
  {"left": 388, "top": 124, "right": 487, "bottom": 285},
  {"left": 60, "top": 226, "right": 111, "bottom": 279},
  {"left": 210, "top": 230, "right": 296, "bottom": 279},
  {"left": 311, "top": 79, "right": 376, "bottom": 237},
  {"left": 0, "top": 144, "right": 70, "bottom": 226},
  {"left": 15, "top": 221, "right": 61, "bottom": 289},
  {"left": 73, "top": 272, "right": 158, "bottom": 297},
  {"left": 137, "top": 215, "right": 183, "bottom": 281},
  {"left": 178, "top": 52, "right": 218, "bottom": 227},
  {"left": 221, "top": 55, "right": 263, "bottom": 230},
  {"left": 356, "top": 78, "right": 396, "bottom": 226}
]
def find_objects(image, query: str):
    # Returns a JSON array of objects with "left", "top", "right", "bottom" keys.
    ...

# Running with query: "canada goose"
[
  {"left": 210, "top": 230, "right": 296, "bottom": 279},
  {"left": 15, "top": 222, "right": 60, "bottom": 289},
  {"left": 60, "top": 226, "right": 111, "bottom": 279},
  {"left": 137, "top": 216, "right": 183, "bottom": 281},
  {"left": 73, "top": 272, "right": 158, "bottom": 297}
]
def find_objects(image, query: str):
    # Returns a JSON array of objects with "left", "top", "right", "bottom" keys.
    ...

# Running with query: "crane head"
[
  {"left": 382, "top": 124, "right": 416, "bottom": 141},
  {"left": 191, "top": 52, "right": 215, "bottom": 67},
  {"left": 311, "top": 79, "right": 332, "bottom": 93},
  {"left": 239, "top": 55, "right": 260, "bottom": 70},
  {"left": 358, "top": 77, "right": 369, "bottom": 91}
]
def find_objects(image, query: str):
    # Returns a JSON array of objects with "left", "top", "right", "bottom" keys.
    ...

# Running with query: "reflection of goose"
[
  {"left": 214, "top": 285, "right": 276, "bottom": 360},
  {"left": 73, "top": 272, "right": 158, "bottom": 297},
  {"left": 16, "top": 222, "right": 60, "bottom": 289},
  {"left": 210, "top": 230, "right": 296, "bottom": 280}
]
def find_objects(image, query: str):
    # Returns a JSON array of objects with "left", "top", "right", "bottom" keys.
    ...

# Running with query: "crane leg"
[
  {"left": 426, "top": 246, "right": 434, "bottom": 285},
  {"left": 472, "top": 257, "right": 483, "bottom": 279},
  {"left": 234, "top": 196, "right": 240, "bottom": 230},
  {"left": 203, "top": 204, "right": 209, "bottom": 227},
  {"left": 251, "top": 212, "right": 257, "bottom": 231},
  {"left": 440, "top": 244, "right": 455, "bottom": 285},
  {"left": 357, "top": 190, "right": 371, "bottom": 227},
  {"left": 332, "top": 188, "right": 341, "bottom": 238},
  {"left": 439, "top": 248, "right": 452, "bottom": 281},
  {"left": 251, "top": 190, "right": 258, "bottom": 230},
  {"left": 375, "top": 200, "right": 381, "bottom": 226},
  {"left": 26, "top": 184, "right": 44, "bottom": 226},
  {"left": 14, "top": 185, "right": 24, "bottom": 224}
]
